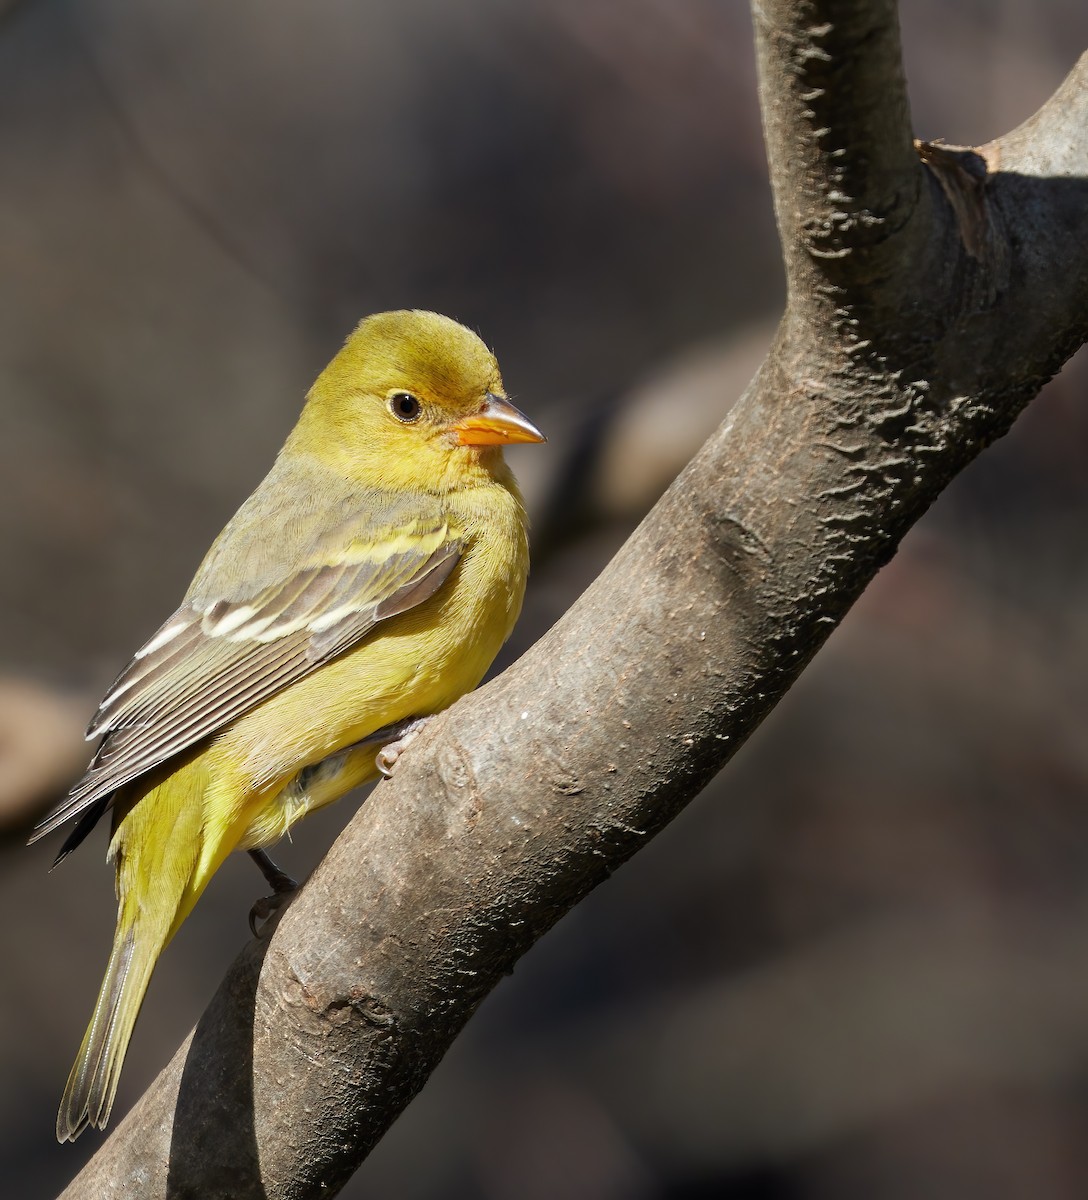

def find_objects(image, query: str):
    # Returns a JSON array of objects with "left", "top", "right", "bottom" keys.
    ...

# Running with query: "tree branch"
[
  {"left": 754, "top": 0, "right": 928, "bottom": 300},
  {"left": 60, "top": 7, "right": 1088, "bottom": 1199}
]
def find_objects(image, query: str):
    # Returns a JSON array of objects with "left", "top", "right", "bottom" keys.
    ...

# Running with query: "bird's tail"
[
  {"left": 56, "top": 914, "right": 163, "bottom": 1142},
  {"left": 56, "top": 757, "right": 216, "bottom": 1142}
]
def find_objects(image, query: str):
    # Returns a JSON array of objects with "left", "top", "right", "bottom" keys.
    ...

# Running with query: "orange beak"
[{"left": 450, "top": 393, "right": 547, "bottom": 447}]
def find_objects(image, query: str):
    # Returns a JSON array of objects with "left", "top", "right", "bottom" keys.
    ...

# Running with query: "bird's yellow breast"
[{"left": 204, "top": 476, "right": 529, "bottom": 847}]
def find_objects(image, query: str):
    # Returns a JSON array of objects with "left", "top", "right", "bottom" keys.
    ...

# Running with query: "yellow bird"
[{"left": 31, "top": 310, "right": 545, "bottom": 1142}]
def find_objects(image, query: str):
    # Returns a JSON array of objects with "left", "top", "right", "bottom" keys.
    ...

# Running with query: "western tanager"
[{"left": 31, "top": 310, "right": 545, "bottom": 1141}]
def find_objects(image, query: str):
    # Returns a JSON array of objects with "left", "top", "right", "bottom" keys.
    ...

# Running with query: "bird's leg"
[
  {"left": 249, "top": 847, "right": 297, "bottom": 893},
  {"left": 248, "top": 848, "right": 299, "bottom": 937},
  {"left": 244, "top": 715, "right": 431, "bottom": 934},
  {"left": 375, "top": 715, "right": 433, "bottom": 777}
]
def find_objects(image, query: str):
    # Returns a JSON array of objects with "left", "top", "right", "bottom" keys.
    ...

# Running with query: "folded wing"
[{"left": 32, "top": 486, "right": 463, "bottom": 858}]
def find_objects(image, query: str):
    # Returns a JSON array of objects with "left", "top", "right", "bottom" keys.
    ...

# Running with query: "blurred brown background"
[{"left": 3, "top": 1, "right": 1088, "bottom": 1197}]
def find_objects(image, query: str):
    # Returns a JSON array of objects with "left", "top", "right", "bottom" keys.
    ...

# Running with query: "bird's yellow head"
[{"left": 289, "top": 310, "right": 544, "bottom": 492}]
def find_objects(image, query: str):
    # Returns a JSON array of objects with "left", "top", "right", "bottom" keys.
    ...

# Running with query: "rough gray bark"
[{"left": 61, "top": 3, "right": 1088, "bottom": 1197}]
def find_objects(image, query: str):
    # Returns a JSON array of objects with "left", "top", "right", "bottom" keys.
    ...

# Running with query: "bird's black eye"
[{"left": 389, "top": 392, "right": 423, "bottom": 423}]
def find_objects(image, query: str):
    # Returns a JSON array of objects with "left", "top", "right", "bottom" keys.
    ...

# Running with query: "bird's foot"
[
  {"left": 375, "top": 716, "right": 433, "bottom": 777},
  {"left": 248, "top": 848, "right": 299, "bottom": 937}
]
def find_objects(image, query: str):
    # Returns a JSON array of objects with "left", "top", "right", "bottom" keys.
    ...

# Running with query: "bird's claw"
[
  {"left": 247, "top": 847, "right": 298, "bottom": 937},
  {"left": 376, "top": 716, "right": 432, "bottom": 777},
  {"left": 249, "top": 885, "right": 298, "bottom": 937}
]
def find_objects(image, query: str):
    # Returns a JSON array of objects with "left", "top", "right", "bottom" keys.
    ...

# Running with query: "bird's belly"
[{"left": 209, "top": 569, "right": 519, "bottom": 848}]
